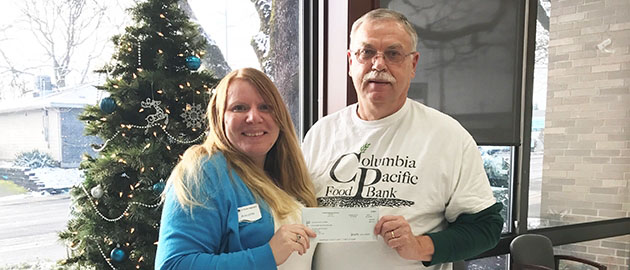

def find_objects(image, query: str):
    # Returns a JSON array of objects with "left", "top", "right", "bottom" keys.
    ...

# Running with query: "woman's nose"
[{"left": 245, "top": 108, "right": 263, "bottom": 123}]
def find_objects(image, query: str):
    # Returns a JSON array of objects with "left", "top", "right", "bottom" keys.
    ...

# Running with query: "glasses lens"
[
  {"left": 359, "top": 49, "right": 375, "bottom": 63},
  {"left": 385, "top": 50, "right": 403, "bottom": 63},
  {"left": 356, "top": 49, "right": 408, "bottom": 63}
]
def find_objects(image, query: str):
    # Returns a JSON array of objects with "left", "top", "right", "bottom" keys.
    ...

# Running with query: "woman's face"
[{"left": 223, "top": 79, "right": 280, "bottom": 167}]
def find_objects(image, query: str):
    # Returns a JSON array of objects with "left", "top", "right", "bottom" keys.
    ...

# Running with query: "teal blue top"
[{"left": 155, "top": 152, "right": 277, "bottom": 270}]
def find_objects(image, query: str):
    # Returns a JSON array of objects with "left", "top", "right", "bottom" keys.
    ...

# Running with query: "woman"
[{"left": 155, "top": 68, "right": 318, "bottom": 270}]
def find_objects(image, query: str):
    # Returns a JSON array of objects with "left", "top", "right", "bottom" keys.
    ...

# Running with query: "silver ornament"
[
  {"left": 91, "top": 184, "right": 104, "bottom": 198},
  {"left": 181, "top": 103, "right": 205, "bottom": 129}
]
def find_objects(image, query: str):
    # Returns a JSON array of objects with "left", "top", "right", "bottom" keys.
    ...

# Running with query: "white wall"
[{"left": 0, "top": 109, "right": 59, "bottom": 161}]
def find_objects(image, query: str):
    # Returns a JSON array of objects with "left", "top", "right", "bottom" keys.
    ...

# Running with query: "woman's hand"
[{"left": 268, "top": 224, "right": 316, "bottom": 265}]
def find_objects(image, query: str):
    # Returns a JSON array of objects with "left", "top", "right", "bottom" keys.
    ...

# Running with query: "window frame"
[
  {"left": 301, "top": 0, "right": 318, "bottom": 138},
  {"left": 311, "top": 0, "right": 630, "bottom": 266},
  {"left": 479, "top": 0, "right": 630, "bottom": 260}
]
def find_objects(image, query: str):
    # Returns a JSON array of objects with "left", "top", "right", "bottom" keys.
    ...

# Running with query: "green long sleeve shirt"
[{"left": 424, "top": 202, "right": 504, "bottom": 266}]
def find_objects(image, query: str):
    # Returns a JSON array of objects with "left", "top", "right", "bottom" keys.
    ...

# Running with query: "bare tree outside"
[
  {"left": 0, "top": 0, "right": 134, "bottom": 99},
  {"left": 178, "top": 0, "right": 232, "bottom": 77},
  {"left": 535, "top": 0, "right": 550, "bottom": 66},
  {"left": 250, "top": 0, "right": 301, "bottom": 132},
  {"left": 0, "top": 24, "right": 40, "bottom": 99}
]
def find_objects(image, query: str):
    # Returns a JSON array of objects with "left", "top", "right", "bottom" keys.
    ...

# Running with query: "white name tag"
[{"left": 238, "top": 203, "right": 262, "bottom": 223}]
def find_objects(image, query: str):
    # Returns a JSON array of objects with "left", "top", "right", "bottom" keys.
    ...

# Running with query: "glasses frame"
[{"left": 350, "top": 48, "right": 416, "bottom": 64}]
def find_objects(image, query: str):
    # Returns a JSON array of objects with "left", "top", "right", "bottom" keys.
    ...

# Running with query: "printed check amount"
[{"left": 302, "top": 207, "right": 379, "bottom": 243}]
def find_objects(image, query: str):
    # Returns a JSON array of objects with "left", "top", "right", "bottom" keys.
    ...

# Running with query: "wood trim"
[
  {"left": 345, "top": 0, "right": 379, "bottom": 106},
  {"left": 321, "top": 0, "right": 328, "bottom": 116},
  {"left": 319, "top": 0, "right": 380, "bottom": 117}
]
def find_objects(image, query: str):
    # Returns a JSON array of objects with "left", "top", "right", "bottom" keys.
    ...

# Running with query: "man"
[{"left": 302, "top": 8, "right": 503, "bottom": 270}]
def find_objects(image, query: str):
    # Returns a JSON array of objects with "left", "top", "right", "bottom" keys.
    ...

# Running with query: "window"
[
  {"left": 0, "top": 1, "right": 134, "bottom": 266},
  {"left": 479, "top": 146, "right": 513, "bottom": 233},
  {"left": 189, "top": 0, "right": 304, "bottom": 136},
  {"left": 528, "top": 0, "right": 630, "bottom": 229},
  {"left": 379, "top": 0, "right": 524, "bottom": 145},
  {"left": 0, "top": 0, "right": 305, "bottom": 267},
  {"left": 461, "top": 255, "right": 509, "bottom": 270},
  {"left": 342, "top": 1, "right": 629, "bottom": 269}
]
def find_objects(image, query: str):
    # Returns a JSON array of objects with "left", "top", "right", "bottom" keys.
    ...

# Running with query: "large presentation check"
[{"left": 302, "top": 207, "right": 379, "bottom": 243}]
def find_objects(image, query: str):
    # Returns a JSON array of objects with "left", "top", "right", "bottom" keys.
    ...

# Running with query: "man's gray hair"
[{"left": 350, "top": 8, "right": 418, "bottom": 50}]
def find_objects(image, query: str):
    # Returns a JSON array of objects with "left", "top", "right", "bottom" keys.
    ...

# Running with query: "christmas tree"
[{"left": 59, "top": 0, "right": 218, "bottom": 269}]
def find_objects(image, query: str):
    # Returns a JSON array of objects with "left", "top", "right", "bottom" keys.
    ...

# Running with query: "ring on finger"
[
  {"left": 390, "top": 231, "right": 395, "bottom": 239},
  {"left": 296, "top": 234, "right": 302, "bottom": 242}
]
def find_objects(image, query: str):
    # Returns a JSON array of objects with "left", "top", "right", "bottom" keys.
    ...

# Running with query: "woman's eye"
[
  {"left": 259, "top": 104, "right": 272, "bottom": 111},
  {"left": 231, "top": 105, "right": 247, "bottom": 112}
]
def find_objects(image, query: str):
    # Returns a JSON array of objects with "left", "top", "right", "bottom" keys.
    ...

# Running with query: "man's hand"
[{"left": 374, "top": 215, "right": 435, "bottom": 262}]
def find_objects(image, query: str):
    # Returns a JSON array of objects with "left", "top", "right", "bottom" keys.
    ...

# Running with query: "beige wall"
[
  {"left": 544, "top": 0, "right": 630, "bottom": 269},
  {"left": 0, "top": 109, "right": 61, "bottom": 162}
]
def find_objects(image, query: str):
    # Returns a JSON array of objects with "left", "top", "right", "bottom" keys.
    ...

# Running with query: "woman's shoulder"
[
  {"left": 196, "top": 151, "right": 225, "bottom": 180},
  {"left": 198, "top": 151, "right": 243, "bottom": 194},
  {"left": 201, "top": 151, "right": 228, "bottom": 170}
]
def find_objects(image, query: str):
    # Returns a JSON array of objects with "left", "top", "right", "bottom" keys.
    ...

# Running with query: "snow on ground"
[
  {"left": 30, "top": 167, "right": 84, "bottom": 189},
  {"left": 0, "top": 166, "right": 82, "bottom": 201},
  {"left": 0, "top": 163, "right": 84, "bottom": 198}
]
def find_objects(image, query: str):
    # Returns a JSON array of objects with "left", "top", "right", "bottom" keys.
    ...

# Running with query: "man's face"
[{"left": 348, "top": 19, "right": 419, "bottom": 117}]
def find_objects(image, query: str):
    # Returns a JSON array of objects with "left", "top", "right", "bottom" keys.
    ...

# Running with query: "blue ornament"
[
  {"left": 152, "top": 182, "right": 165, "bottom": 193},
  {"left": 185, "top": 56, "right": 201, "bottom": 70},
  {"left": 110, "top": 247, "right": 126, "bottom": 262},
  {"left": 100, "top": 97, "right": 117, "bottom": 114}
]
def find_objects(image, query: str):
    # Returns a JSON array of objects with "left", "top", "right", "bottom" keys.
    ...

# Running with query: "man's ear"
[
  {"left": 410, "top": 51, "right": 420, "bottom": 78},
  {"left": 347, "top": 50, "right": 353, "bottom": 76}
]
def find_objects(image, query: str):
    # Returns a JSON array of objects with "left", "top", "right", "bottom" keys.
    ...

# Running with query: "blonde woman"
[{"left": 155, "top": 68, "right": 318, "bottom": 270}]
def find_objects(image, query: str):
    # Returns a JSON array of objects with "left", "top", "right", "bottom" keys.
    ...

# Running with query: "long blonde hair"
[{"left": 166, "top": 68, "right": 317, "bottom": 219}]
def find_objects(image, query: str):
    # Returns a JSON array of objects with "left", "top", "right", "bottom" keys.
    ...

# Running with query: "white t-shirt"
[{"left": 302, "top": 99, "right": 496, "bottom": 270}]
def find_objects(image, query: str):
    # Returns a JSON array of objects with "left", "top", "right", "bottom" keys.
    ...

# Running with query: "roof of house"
[{"left": 0, "top": 84, "right": 103, "bottom": 114}]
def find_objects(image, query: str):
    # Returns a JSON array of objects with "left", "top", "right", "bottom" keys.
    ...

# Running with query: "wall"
[
  {"left": 60, "top": 108, "right": 99, "bottom": 167},
  {"left": 47, "top": 108, "right": 63, "bottom": 163},
  {"left": 0, "top": 167, "right": 39, "bottom": 191},
  {"left": 0, "top": 110, "right": 50, "bottom": 161},
  {"left": 543, "top": 0, "right": 630, "bottom": 268},
  {"left": 321, "top": 0, "right": 350, "bottom": 116},
  {"left": 0, "top": 107, "right": 95, "bottom": 168}
]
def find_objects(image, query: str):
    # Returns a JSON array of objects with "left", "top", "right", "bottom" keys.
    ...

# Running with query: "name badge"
[{"left": 238, "top": 203, "right": 262, "bottom": 223}]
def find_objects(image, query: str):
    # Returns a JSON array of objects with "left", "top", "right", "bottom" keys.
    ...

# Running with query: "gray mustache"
[{"left": 363, "top": 71, "right": 396, "bottom": 83}]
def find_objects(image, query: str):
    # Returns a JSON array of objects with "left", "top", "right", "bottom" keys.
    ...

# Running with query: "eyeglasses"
[{"left": 351, "top": 48, "right": 415, "bottom": 64}]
